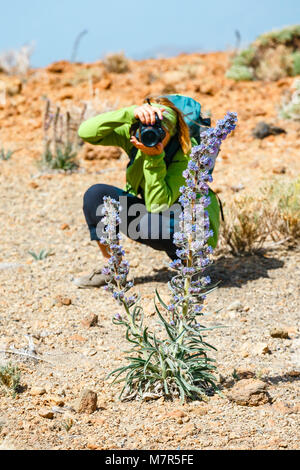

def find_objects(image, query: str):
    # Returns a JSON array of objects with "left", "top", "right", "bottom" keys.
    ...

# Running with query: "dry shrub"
[
  {"left": 255, "top": 44, "right": 294, "bottom": 81},
  {"left": 261, "top": 177, "right": 300, "bottom": 243},
  {"left": 103, "top": 51, "right": 130, "bottom": 73},
  {"left": 219, "top": 195, "right": 274, "bottom": 255},
  {"left": 0, "top": 43, "right": 34, "bottom": 76},
  {"left": 39, "top": 99, "right": 86, "bottom": 170},
  {"left": 279, "top": 79, "right": 300, "bottom": 121},
  {"left": 219, "top": 178, "right": 300, "bottom": 255},
  {"left": 0, "top": 363, "right": 21, "bottom": 398},
  {"left": 227, "top": 25, "right": 300, "bottom": 81}
]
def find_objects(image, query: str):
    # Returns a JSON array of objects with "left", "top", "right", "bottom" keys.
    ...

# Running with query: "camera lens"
[{"left": 141, "top": 129, "right": 160, "bottom": 147}]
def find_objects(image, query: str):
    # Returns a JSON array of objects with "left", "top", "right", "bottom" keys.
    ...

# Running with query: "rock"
[
  {"left": 0, "top": 78, "right": 22, "bottom": 96},
  {"left": 81, "top": 314, "right": 98, "bottom": 328},
  {"left": 179, "top": 423, "right": 196, "bottom": 437},
  {"left": 252, "top": 122, "right": 286, "bottom": 139},
  {"left": 38, "top": 409, "right": 54, "bottom": 419},
  {"left": 98, "top": 77, "right": 112, "bottom": 90},
  {"left": 80, "top": 144, "right": 121, "bottom": 161},
  {"left": 228, "top": 300, "right": 243, "bottom": 312},
  {"left": 48, "top": 396, "right": 65, "bottom": 407},
  {"left": 287, "top": 370, "right": 300, "bottom": 377},
  {"left": 55, "top": 296, "right": 72, "bottom": 306},
  {"left": 141, "top": 392, "right": 161, "bottom": 401},
  {"left": 166, "top": 410, "right": 186, "bottom": 419},
  {"left": 192, "top": 406, "right": 208, "bottom": 416},
  {"left": 74, "top": 389, "right": 97, "bottom": 414},
  {"left": 46, "top": 60, "right": 72, "bottom": 74},
  {"left": 272, "top": 401, "right": 294, "bottom": 415},
  {"left": 272, "top": 167, "right": 286, "bottom": 175},
  {"left": 87, "top": 442, "right": 99, "bottom": 450},
  {"left": 227, "top": 379, "right": 271, "bottom": 406},
  {"left": 235, "top": 368, "right": 256, "bottom": 379},
  {"left": 29, "top": 181, "right": 39, "bottom": 189},
  {"left": 270, "top": 328, "right": 290, "bottom": 339},
  {"left": 30, "top": 387, "right": 46, "bottom": 396},
  {"left": 252, "top": 342, "right": 271, "bottom": 355},
  {"left": 61, "top": 223, "right": 70, "bottom": 231}
]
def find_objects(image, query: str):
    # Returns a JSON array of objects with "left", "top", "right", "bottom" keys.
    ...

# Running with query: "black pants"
[{"left": 83, "top": 184, "right": 179, "bottom": 260}]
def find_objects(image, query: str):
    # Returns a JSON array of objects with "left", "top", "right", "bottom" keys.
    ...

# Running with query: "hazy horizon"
[{"left": 1, "top": 0, "right": 299, "bottom": 67}]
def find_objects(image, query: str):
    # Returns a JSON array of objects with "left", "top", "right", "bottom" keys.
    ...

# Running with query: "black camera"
[{"left": 133, "top": 114, "right": 166, "bottom": 147}]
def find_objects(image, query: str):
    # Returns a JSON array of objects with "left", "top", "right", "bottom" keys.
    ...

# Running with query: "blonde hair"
[{"left": 143, "top": 95, "right": 192, "bottom": 155}]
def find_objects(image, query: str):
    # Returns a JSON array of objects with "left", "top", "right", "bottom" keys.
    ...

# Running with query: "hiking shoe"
[{"left": 73, "top": 269, "right": 107, "bottom": 288}]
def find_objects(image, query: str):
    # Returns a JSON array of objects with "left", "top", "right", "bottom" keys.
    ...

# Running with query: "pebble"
[
  {"left": 30, "top": 387, "right": 46, "bottom": 396},
  {"left": 81, "top": 314, "right": 98, "bottom": 328},
  {"left": 227, "top": 300, "right": 243, "bottom": 312},
  {"left": 74, "top": 389, "right": 97, "bottom": 414},
  {"left": 252, "top": 342, "right": 271, "bottom": 355},
  {"left": 166, "top": 410, "right": 186, "bottom": 419},
  {"left": 270, "top": 328, "right": 290, "bottom": 339},
  {"left": 226, "top": 379, "right": 271, "bottom": 406},
  {"left": 38, "top": 409, "right": 54, "bottom": 420},
  {"left": 55, "top": 296, "right": 72, "bottom": 306}
]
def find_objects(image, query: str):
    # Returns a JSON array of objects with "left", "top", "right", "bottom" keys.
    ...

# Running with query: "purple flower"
[{"left": 169, "top": 110, "right": 237, "bottom": 319}]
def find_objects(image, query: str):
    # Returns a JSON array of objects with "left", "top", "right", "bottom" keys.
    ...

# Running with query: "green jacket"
[{"left": 78, "top": 105, "right": 220, "bottom": 248}]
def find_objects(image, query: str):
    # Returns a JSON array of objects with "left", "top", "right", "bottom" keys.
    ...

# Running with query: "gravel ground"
[{"left": 0, "top": 154, "right": 299, "bottom": 451}]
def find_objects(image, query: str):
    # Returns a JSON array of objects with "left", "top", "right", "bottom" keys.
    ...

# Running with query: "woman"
[{"left": 74, "top": 95, "right": 220, "bottom": 288}]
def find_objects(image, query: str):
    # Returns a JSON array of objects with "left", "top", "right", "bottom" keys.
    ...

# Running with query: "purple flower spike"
[{"left": 169, "top": 110, "right": 237, "bottom": 318}]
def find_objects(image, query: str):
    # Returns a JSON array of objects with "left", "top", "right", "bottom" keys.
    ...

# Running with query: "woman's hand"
[
  {"left": 134, "top": 103, "right": 165, "bottom": 125},
  {"left": 130, "top": 135, "right": 164, "bottom": 156}
]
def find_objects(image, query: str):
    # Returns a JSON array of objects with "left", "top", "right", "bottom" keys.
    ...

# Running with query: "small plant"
[
  {"left": 231, "top": 47, "right": 256, "bottom": 67},
  {"left": 100, "top": 112, "right": 237, "bottom": 401},
  {"left": 40, "top": 143, "right": 79, "bottom": 171},
  {"left": 279, "top": 79, "right": 300, "bottom": 121},
  {"left": 28, "top": 250, "right": 51, "bottom": 260},
  {"left": 291, "top": 51, "right": 300, "bottom": 76},
  {"left": 261, "top": 177, "right": 300, "bottom": 243},
  {"left": 226, "top": 65, "right": 254, "bottom": 81},
  {"left": 0, "top": 363, "right": 21, "bottom": 398},
  {"left": 0, "top": 148, "right": 14, "bottom": 161},
  {"left": 62, "top": 418, "right": 73, "bottom": 432},
  {"left": 103, "top": 51, "right": 130, "bottom": 74},
  {"left": 38, "top": 99, "right": 85, "bottom": 171}
]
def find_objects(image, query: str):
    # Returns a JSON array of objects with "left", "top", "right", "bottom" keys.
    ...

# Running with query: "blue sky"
[{"left": 1, "top": 0, "right": 299, "bottom": 67}]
